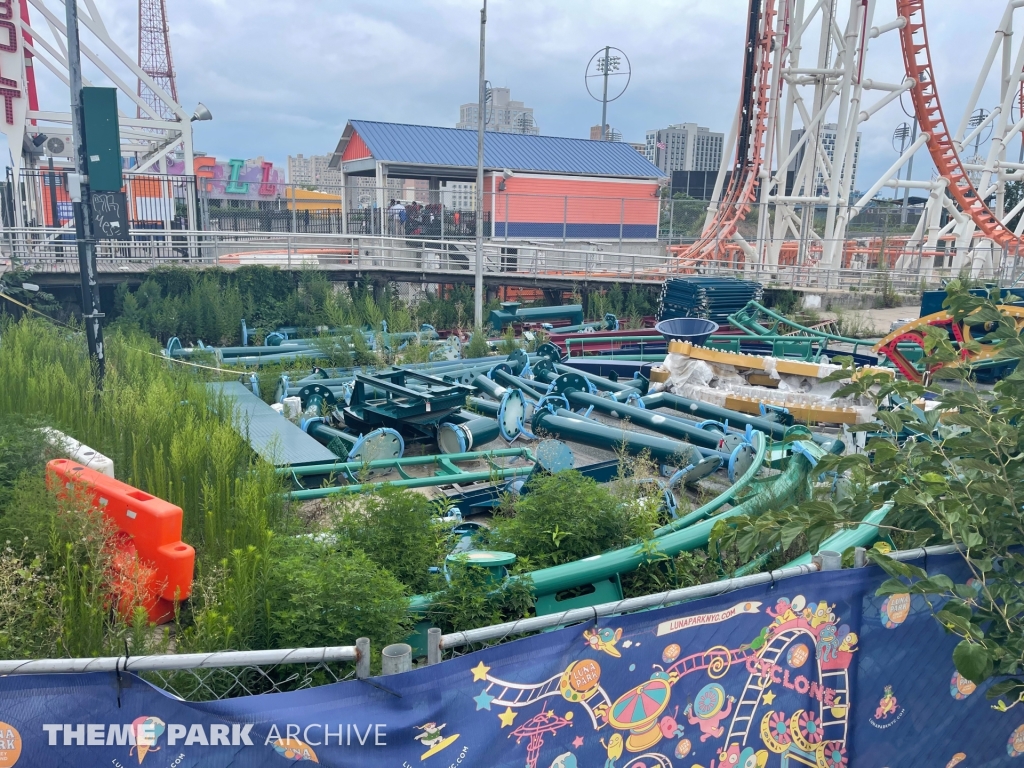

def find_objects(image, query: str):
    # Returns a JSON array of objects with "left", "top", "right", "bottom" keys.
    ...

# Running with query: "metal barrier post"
[
  {"left": 287, "top": 234, "right": 292, "bottom": 269},
  {"left": 619, "top": 197, "right": 624, "bottom": 251},
  {"left": 356, "top": 637, "right": 371, "bottom": 679},
  {"left": 562, "top": 195, "right": 567, "bottom": 244},
  {"left": 427, "top": 628, "right": 442, "bottom": 665},
  {"left": 290, "top": 185, "right": 297, "bottom": 234},
  {"left": 381, "top": 643, "right": 412, "bottom": 676},
  {"left": 818, "top": 550, "right": 842, "bottom": 570}
]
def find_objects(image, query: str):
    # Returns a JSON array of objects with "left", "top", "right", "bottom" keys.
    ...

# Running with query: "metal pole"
[
  {"left": 901, "top": 119, "right": 918, "bottom": 226},
  {"left": 427, "top": 628, "right": 442, "bottom": 665},
  {"left": 473, "top": 0, "right": 487, "bottom": 328},
  {"left": 381, "top": 643, "right": 412, "bottom": 675},
  {"left": 46, "top": 157, "right": 59, "bottom": 230},
  {"left": 619, "top": 196, "right": 624, "bottom": 250},
  {"left": 600, "top": 45, "right": 610, "bottom": 140},
  {"left": 355, "top": 637, "right": 370, "bottom": 679},
  {"left": 290, "top": 184, "right": 297, "bottom": 233},
  {"left": 66, "top": 0, "right": 105, "bottom": 386}
]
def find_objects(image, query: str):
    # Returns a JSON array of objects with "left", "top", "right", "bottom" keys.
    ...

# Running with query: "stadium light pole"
[{"left": 474, "top": 0, "right": 486, "bottom": 328}]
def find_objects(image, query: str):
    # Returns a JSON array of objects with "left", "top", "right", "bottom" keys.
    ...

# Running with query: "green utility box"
[{"left": 81, "top": 87, "right": 123, "bottom": 192}]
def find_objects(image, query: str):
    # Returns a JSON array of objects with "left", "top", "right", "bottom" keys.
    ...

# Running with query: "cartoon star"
[
  {"left": 762, "top": 690, "right": 776, "bottom": 705},
  {"left": 474, "top": 689, "right": 495, "bottom": 711},
  {"left": 572, "top": 736, "right": 584, "bottom": 748},
  {"left": 471, "top": 661, "right": 491, "bottom": 682},
  {"left": 499, "top": 707, "right": 517, "bottom": 728}
]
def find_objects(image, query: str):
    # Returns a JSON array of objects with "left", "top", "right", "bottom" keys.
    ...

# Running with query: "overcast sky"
[{"left": 20, "top": 0, "right": 1016, "bottom": 194}]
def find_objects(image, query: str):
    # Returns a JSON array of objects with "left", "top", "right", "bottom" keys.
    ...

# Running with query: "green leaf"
[
  {"left": 952, "top": 640, "right": 994, "bottom": 684},
  {"left": 876, "top": 578, "right": 911, "bottom": 596}
]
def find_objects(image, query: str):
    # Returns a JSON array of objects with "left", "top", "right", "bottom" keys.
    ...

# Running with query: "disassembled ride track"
[
  {"left": 678, "top": 0, "right": 1024, "bottom": 270},
  {"left": 874, "top": 305, "right": 1024, "bottom": 382}
]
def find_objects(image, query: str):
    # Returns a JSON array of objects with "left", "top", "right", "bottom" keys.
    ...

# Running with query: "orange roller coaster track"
[
  {"left": 670, "top": 0, "right": 777, "bottom": 271},
  {"left": 896, "top": 0, "right": 1020, "bottom": 248}
]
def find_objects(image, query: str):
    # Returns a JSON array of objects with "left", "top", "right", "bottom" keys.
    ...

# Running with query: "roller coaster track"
[
  {"left": 481, "top": 672, "right": 613, "bottom": 729},
  {"left": 897, "top": 0, "right": 1020, "bottom": 248},
  {"left": 680, "top": 0, "right": 1023, "bottom": 271},
  {"left": 672, "top": 0, "right": 778, "bottom": 270}
]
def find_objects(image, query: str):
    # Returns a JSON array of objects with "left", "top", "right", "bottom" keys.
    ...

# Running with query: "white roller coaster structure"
[{"left": 677, "top": 0, "right": 1024, "bottom": 284}]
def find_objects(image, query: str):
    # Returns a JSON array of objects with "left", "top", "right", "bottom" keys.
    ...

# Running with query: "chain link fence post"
[{"left": 427, "top": 628, "right": 442, "bottom": 665}]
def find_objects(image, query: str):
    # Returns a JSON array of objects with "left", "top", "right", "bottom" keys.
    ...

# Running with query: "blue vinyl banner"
[{"left": 0, "top": 552, "right": 1020, "bottom": 767}]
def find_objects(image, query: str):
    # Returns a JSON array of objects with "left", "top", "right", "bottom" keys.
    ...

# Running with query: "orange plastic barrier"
[{"left": 46, "top": 459, "right": 195, "bottom": 624}]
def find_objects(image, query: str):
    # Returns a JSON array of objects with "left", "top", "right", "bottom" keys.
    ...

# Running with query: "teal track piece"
[
  {"left": 208, "top": 381, "right": 337, "bottom": 468},
  {"left": 785, "top": 503, "right": 892, "bottom": 566}
]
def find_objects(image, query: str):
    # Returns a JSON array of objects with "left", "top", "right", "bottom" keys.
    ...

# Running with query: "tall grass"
[
  {"left": 0, "top": 319, "right": 282, "bottom": 558},
  {"left": 0, "top": 317, "right": 419, "bottom": 676}
]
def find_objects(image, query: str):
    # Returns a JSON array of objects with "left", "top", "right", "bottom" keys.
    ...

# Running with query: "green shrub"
[
  {"left": 267, "top": 539, "right": 411, "bottom": 650},
  {"left": 331, "top": 486, "right": 447, "bottom": 593},
  {"left": 465, "top": 327, "right": 491, "bottom": 359},
  {"left": 486, "top": 470, "right": 655, "bottom": 567},
  {"left": 425, "top": 559, "right": 534, "bottom": 634}
]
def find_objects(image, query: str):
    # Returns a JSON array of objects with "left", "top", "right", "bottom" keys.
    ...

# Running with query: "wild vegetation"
[
  {"left": 0, "top": 318, "right": 730, "bottom": 681},
  {"left": 100, "top": 265, "right": 659, "bottom": 346}
]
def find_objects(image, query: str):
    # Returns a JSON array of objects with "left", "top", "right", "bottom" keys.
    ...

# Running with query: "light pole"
[
  {"left": 474, "top": 0, "right": 486, "bottom": 328},
  {"left": 66, "top": 0, "right": 105, "bottom": 386},
  {"left": 599, "top": 47, "right": 613, "bottom": 139},
  {"left": 586, "top": 47, "right": 630, "bottom": 142}
]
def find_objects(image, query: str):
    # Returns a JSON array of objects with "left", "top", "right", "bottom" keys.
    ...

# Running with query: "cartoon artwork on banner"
[{"left": 0, "top": 552, "right": 1019, "bottom": 767}]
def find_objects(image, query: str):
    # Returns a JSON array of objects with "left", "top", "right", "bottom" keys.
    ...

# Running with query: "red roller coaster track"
[
  {"left": 896, "top": 0, "right": 1020, "bottom": 247},
  {"left": 672, "top": 0, "right": 777, "bottom": 271}
]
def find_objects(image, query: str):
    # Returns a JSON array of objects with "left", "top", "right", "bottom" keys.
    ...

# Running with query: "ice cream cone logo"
[{"left": 129, "top": 717, "right": 165, "bottom": 764}]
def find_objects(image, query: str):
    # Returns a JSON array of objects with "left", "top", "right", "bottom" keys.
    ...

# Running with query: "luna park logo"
[
  {"left": 0, "top": 722, "right": 22, "bottom": 768},
  {"left": 868, "top": 685, "right": 905, "bottom": 729}
]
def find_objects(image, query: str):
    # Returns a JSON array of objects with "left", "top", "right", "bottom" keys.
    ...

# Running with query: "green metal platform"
[{"left": 208, "top": 381, "right": 339, "bottom": 467}]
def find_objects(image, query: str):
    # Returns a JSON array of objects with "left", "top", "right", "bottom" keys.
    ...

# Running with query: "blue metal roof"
[{"left": 346, "top": 120, "right": 666, "bottom": 179}]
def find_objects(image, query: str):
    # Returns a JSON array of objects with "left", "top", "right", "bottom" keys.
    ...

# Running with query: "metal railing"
[
  {"left": 5, "top": 227, "right": 1016, "bottom": 293},
  {"left": 0, "top": 229, "right": 676, "bottom": 284}
]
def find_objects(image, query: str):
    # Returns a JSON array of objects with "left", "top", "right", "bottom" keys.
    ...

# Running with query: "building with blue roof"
[{"left": 329, "top": 120, "right": 667, "bottom": 241}]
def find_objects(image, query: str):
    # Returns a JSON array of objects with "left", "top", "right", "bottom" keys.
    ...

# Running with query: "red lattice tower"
[{"left": 137, "top": 0, "right": 178, "bottom": 120}]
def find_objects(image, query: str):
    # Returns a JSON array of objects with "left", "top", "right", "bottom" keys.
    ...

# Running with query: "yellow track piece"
[{"left": 667, "top": 340, "right": 891, "bottom": 379}]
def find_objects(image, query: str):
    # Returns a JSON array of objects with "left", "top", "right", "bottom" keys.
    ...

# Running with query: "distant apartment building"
[
  {"left": 287, "top": 153, "right": 344, "bottom": 188},
  {"left": 457, "top": 87, "right": 539, "bottom": 134},
  {"left": 644, "top": 123, "right": 724, "bottom": 174},
  {"left": 589, "top": 124, "right": 622, "bottom": 142},
  {"left": 442, "top": 181, "right": 476, "bottom": 211},
  {"left": 788, "top": 123, "right": 861, "bottom": 197}
]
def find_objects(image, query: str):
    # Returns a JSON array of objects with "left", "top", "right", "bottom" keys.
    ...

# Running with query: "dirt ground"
[{"left": 821, "top": 304, "right": 921, "bottom": 337}]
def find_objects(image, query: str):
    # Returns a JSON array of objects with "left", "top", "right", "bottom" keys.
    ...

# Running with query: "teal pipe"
[
  {"left": 280, "top": 446, "right": 534, "bottom": 479},
  {"left": 438, "top": 410, "right": 502, "bottom": 453},
  {"left": 526, "top": 445, "right": 817, "bottom": 598},
  {"left": 551, "top": 363, "right": 641, "bottom": 393},
  {"left": 532, "top": 407, "right": 703, "bottom": 466},
  {"left": 489, "top": 302, "right": 584, "bottom": 332},
  {"left": 558, "top": 387, "right": 729, "bottom": 452},
  {"left": 490, "top": 369, "right": 547, "bottom": 400},
  {"left": 642, "top": 391, "right": 837, "bottom": 449},
  {"left": 287, "top": 466, "right": 532, "bottom": 498}
]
